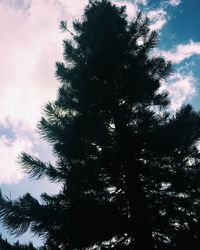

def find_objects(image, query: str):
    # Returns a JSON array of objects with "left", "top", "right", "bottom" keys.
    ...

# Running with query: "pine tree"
[{"left": 1, "top": 0, "right": 200, "bottom": 249}]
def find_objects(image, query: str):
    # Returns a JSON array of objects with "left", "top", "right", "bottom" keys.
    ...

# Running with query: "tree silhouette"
[
  {"left": 0, "top": 234, "right": 37, "bottom": 250},
  {"left": 0, "top": 0, "right": 200, "bottom": 249}
]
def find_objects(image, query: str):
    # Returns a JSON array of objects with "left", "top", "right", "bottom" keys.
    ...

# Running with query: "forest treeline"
[
  {"left": 0, "top": 0, "right": 200, "bottom": 249},
  {"left": 0, "top": 234, "right": 35, "bottom": 250}
]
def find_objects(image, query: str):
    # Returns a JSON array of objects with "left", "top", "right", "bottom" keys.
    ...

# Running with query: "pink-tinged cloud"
[
  {"left": 0, "top": 133, "right": 33, "bottom": 184},
  {"left": 0, "top": 0, "right": 87, "bottom": 184},
  {"left": 169, "top": 0, "right": 181, "bottom": 7},
  {"left": 160, "top": 72, "right": 196, "bottom": 111},
  {"left": 158, "top": 40, "right": 200, "bottom": 64},
  {"left": 0, "top": 0, "right": 87, "bottom": 128},
  {"left": 147, "top": 8, "right": 168, "bottom": 31},
  {"left": 135, "top": 0, "right": 148, "bottom": 6}
]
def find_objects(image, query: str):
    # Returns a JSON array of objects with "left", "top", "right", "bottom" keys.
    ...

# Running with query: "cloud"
[
  {"left": 144, "top": 0, "right": 182, "bottom": 31},
  {"left": 135, "top": 0, "right": 148, "bottom": 6},
  {"left": 169, "top": 0, "right": 181, "bottom": 7},
  {"left": 0, "top": 0, "right": 88, "bottom": 126},
  {"left": 0, "top": 119, "right": 57, "bottom": 184},
  {"left": 157, "top": 40, "right": 200, "bottom": 64},
  {"left": 0, "top": 132, "right": 33, "bottom": 184},
  {"left": 147, "top": 8, "right": 168, "bottom": 31},
  {"left": 161, "top": 72, "right": 196, "bottom": 111},
  {"left": 0, "top": 0, "right": 88, "bottom": 184},
  {"left": 114, "top": 0, "right": 138, "bottom": 19},
  {"left": 115, "top": 1, "right": 169, "bottom": 31},
  {"left": 0, "top": 0, "right": 31, "bottom": 9}
]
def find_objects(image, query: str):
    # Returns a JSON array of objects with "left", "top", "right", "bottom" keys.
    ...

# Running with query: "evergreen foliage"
[
  {"left": 0, "top": 234, "right": 37, "bottom": 250},
  {"left": 0, "top": 0, "right": 200, "bottom": 249}
]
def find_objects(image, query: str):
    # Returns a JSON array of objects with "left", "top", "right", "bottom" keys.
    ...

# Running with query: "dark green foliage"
[
  {"left": 0, "top": 0, "right": 200, "bottom": 249},
  {"left": 0, "top": 234, "right": 37, "bottom": 250},
  {"left": 0, "top": 235, "right": 15, "bottom": 250}
]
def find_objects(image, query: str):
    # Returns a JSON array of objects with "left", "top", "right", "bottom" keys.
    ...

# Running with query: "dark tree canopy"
[{"left": 1, "top": 1, "right": 200, "bottom": 249}]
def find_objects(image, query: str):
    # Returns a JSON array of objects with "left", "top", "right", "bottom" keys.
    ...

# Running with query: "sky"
[{"left": 0, "top": 0, "right": 200, "bottom": 247}]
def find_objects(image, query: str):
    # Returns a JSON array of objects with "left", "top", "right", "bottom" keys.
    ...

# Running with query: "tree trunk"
[
  {"left": 113, "top": 107, "right": 155, "bottom": 250},
  {"left": 125, "top": 160, "right": 154, "bottom": 250}
]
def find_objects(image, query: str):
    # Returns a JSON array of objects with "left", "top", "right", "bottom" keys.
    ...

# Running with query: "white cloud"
[
  {"left": 169, "top": 0, "right": 181, "bottom": 7},
  {"left": 0, "top": 0, "right": 88, "bottom": 184},
  {"left": 114, "top": 0, "right": 138, "bottom": 19},
  {"left": 135, "top": 0, "right": 148, "bottom": 6},
  {"left": 0, "top": 0, "right": 31, "bottom": 9},
  {"left": 147, "top": 8, "right": 168, "bottom": 31},
  {"left": 115, "top": 2, "right": 168, "bottom": 31},
  {"left": 158, "top": 40, "right": 200, "bottom": 64},
  {"left": 0, "top": 133, "right": 33, "bottom": 184},
  {"left": 0, "top": 0, "right": 88, "bottom": 127},
  {"left": 115, "top": 1, "right": 170, "bottom": 32},
  {"left": 161, "top": 72, "right": 196, "bottom": 111}
]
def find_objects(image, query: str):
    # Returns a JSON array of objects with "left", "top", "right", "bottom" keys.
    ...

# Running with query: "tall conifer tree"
[{"left": 1, "top": 1, "right": 200, "bottom": 249}]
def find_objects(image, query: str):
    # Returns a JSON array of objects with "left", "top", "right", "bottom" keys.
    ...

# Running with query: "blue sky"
[{"left": 0, "top": 0, "right": 200, "bottom": 247}]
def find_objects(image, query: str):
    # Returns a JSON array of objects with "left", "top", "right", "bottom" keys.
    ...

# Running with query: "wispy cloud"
[
  {"left": 115, "top": 0, "right": 182, "bottom": 31},
  {"left": 135, "top": 0, "right": 148, "bottom": 6},
  {"left": 114, "top": 0, "right": 138, "bottom": 19},
  {"left": 169, "top": 0, "right": 181, "bottom": 7},
  {"left": 157, "top": 40, "right": 200, "bottom": 64},
  {"left": 161, "top": 72, "right": 196, "bottom": 111},
  {"left": 0, "top": 131, "right": 32, "bottom": 184},
  {"left": 147, "top": 8, "right": 168, "bottom": 31}
]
